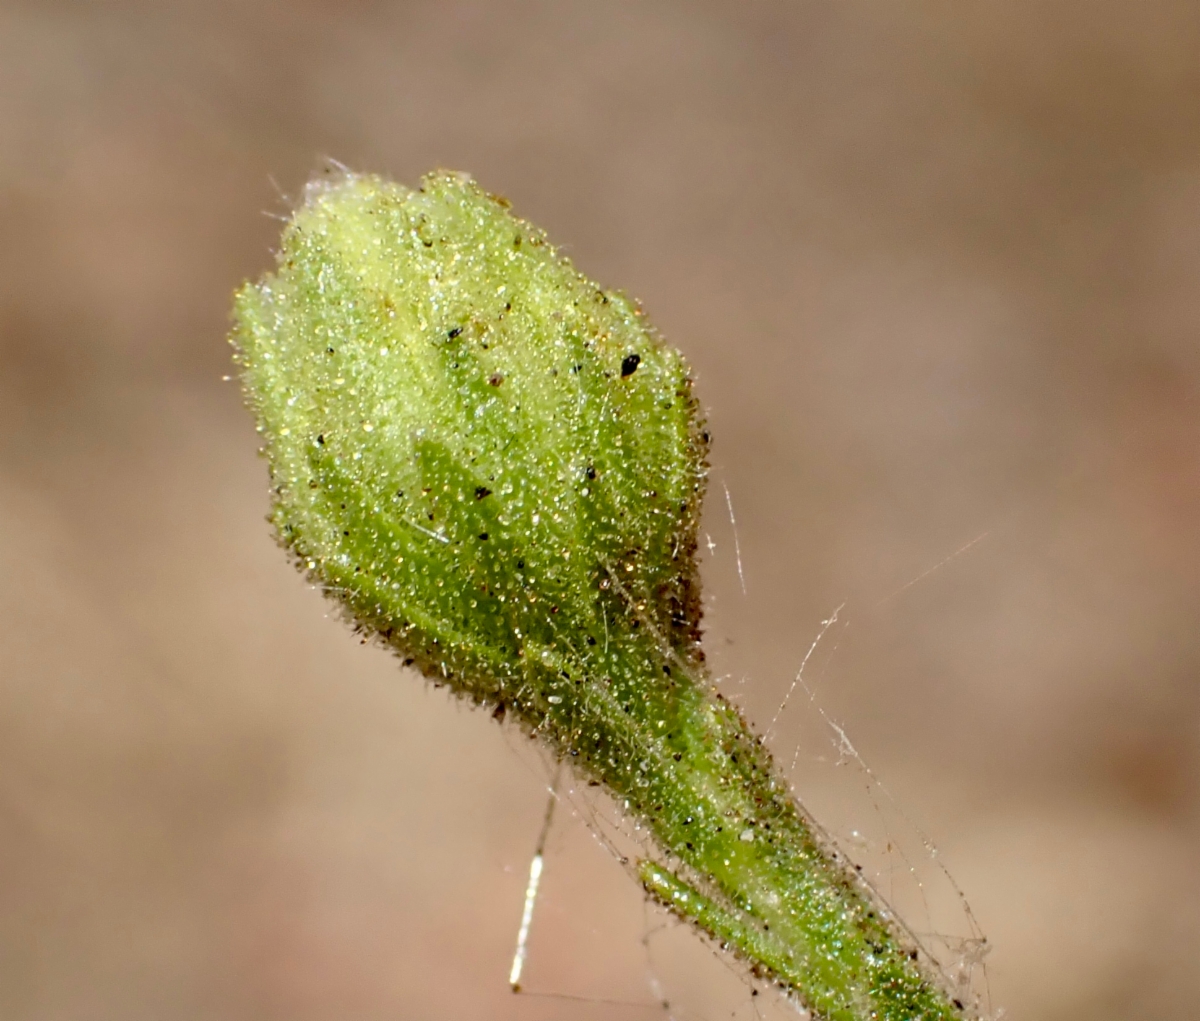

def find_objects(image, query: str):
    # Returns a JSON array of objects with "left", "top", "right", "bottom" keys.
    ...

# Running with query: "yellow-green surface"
[{"left": 232, "top": 169, "right": 968, "bottom": 1021}]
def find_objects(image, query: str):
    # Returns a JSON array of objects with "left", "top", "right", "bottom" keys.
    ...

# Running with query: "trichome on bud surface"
[{"left": 231, "top": 168, "right": 971, "bottom": 1021}]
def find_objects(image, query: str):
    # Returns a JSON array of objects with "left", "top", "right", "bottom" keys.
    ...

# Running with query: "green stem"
[{"left": 538, "top": 606, "right": 954, "bottom": 1020}]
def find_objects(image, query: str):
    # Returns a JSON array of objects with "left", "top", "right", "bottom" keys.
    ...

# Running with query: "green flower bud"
[{"left": 232, "top": 169, "right": 969, "bottom": 1021}]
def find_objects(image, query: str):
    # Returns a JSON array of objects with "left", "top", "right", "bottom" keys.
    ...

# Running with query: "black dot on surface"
[
  {"left": 475, "top": 486, "right": 492, "bottom": 499},
  {"left": 448, "top": 326, "right": 463, "bottom": 339},
  {"left": 621, "top": 353, "right": 641, "bottom": 377}
]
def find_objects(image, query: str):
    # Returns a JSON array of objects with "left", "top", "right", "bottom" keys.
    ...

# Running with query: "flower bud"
[{"left": 233, "top": 169, "right": 707, "bottom": 727}]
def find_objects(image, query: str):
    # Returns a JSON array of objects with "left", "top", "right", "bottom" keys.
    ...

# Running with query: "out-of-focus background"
[{"left": 2, "top": 3, "right": 1198, "bottom": 1019}]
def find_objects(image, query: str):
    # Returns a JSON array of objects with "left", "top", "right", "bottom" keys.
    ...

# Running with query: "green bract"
[{"left": 232, "top": 169, "right": 969, "bottom": 1021}]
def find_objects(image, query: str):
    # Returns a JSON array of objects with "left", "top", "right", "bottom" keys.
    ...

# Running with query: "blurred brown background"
[{"left": 2, "top": 2, "right": 1198, "bottom": 1019}]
